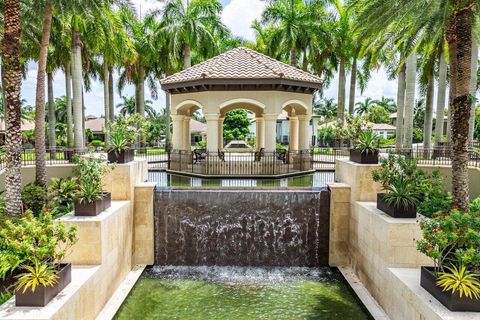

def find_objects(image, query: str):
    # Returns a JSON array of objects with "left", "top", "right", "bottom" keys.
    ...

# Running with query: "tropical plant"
[
  {"left": 47, "top": 177, "right": 76, "bottom": 214},
  {"left": 314, "top": 98, "right": 338, "bottom": 120},
  {"left": 417, "top": 171, "right": 452, "bottom": 218},
  {"left": 353, "top": 129, "right": 380, "bottom": 154},
  {"left": 73, "top": 157, "right": 112, "bottom": 204},
  {"left": 16, "top": 262, "right": 58, "bottom": 294},
  {"left": 76, "top": 181, "right": 103, "bottom": 204},
  {"left": 106, "top": 114, "right": 145, "bottom": 153},
  {"left": 374, "top": 97, "right": 397, "bottom": 113},
  {"left": 365, "top": 106, "right": 390, "bottom": 124},
  {"left": 21, "top": 184, "right": 48, "bottom": 215},
  {"left": 223, "top": 110, "right": 251, "bottom": 141},
  {"left": 382, "top": 176, "right": 420, "bottom": 209},
  {"left": 436, "top": 264, "right": 480, "bottom": 300},
  {"left": 355, "top": 97, "right": 375, "bottom": 115}
]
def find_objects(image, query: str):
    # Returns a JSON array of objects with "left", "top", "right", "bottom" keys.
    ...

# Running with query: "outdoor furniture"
[
  {"left": 218, "top": 149, "right": 226, "bottom": 161},
  {"left": 276, "top": 150, "right": 287, "bottom": 163},
  {"left": 193, "top": 149, "right": 207, "bottom": 164},
  {"left": 254, "top": 148, "right": 265, "bottom": 162}
]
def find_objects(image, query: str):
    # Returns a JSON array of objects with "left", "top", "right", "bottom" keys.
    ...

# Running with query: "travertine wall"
[
  {"left": 328, "top": 183, "right": 350, "bottom": 266},
  {"left": 335, "top": 159, "right": 382, "bottom": 202},
  {"left": 0, "top": 164, "right": 75, "bottom": 191},
  {"left": 133, "top": 183, "right": 156, "bottom": 265}
]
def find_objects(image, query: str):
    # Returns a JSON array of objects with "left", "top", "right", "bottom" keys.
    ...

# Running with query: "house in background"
[
  {"left": 390, "top": 112, "right": 448, "bottom": 135},
  {"left": 319, "top": 121, "right": 396, "bottom": 139}
]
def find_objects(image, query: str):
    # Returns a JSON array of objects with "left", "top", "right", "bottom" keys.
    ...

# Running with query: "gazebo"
[{"left": 161, "top": 47, "right": 322, "bottom": 176}]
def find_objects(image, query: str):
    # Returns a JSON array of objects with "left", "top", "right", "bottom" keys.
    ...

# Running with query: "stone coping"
[
  {"left": 0, "top": 266, "right": 100, "bottom": 320},
  {"left": 357, "top": 202, "right": 420, "bottom": 224},
  {"left": 389, "top": 268, "right": 480, "bottom": 320},
  {"left": 57, "top": 200, "right": 129, "bottom": 223}
]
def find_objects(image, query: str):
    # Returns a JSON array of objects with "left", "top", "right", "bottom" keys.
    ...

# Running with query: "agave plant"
[
  {"left": 353, "top": 129, "right": 380, "bottom": 154},
  {"left": 437, "top": 265, "right": 480, "bottom": 299},
  {"left": 383, "top": 176, "right": 420, "bottom": 209}
]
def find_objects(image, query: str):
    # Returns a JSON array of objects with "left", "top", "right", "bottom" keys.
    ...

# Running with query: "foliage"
[
  {"left": 106, "top": 114, "right": 145, "bottom": 152},
  {"left": 317, "top": 127, "right": 336, "bottom": 146},
  {"left": 73, "top": 157, "right": 112, "bottom": 204},
  {"left": 47, "top": 177, "right": 76, "bottom": 215},
  {"left": 21, "top": 184, "right": 47, "bottom": 215},
  {"left": 335, "top": 115, "right": 369, "bottom": 143},
  {"left": 0, "top": 210, "right": 77, "bottom": 291},
  {"left": 276, "top": 143, "right": 287, "bottom": 151},
  {"left": 16, "top": 262, "right": 58, "bottom": 294},
  {"left": 417, "top": 171, "right": 452, "bottom": 218},
  {"left": 314, "top": 98, "right": 338, "bottom": 120},
  {"left": 223, "top": 110, "right": 251, "bottom": 141},
  {"left": 382, "top": 176, "right": 420, "bottom": 209},
  {"left": 353, "top": 129, "right": 380, "bottom": 154},
  {"left": 90, "top": 140, "right": 105, "bottom": 148},
  {"left": 436, "top": 265, "right": 480, "bottom": 300},
  {"left": 365, "top": 106, "right": 390, "bottom": 124},
  {"left": 0, "top": 291, "right": 12, "bottom": 305},
  {"left": 413, "top": 128, "right": 423, "bottom": 144},
  {"left": 372, "top": 155, "right": 425, "bottom": 191}
]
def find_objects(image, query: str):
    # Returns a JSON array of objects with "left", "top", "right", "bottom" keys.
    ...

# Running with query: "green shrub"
[
  {"left": 73, "top": 157, "right": 112, "bottom": 204},
  {"left": 106, "top": 114, "right": 145, "bottom": 152},
  {"left": 417, "top": 171, "right": 452, "bottom": 217},
  {"left": 90, "top": 140, "right": 104, "bottom": 148},
  {"left": 21, "top": 183, "right": 47, "bottom": 215},
  {"left": 48, "top": 177, "right": 76, "bottom": 216}
]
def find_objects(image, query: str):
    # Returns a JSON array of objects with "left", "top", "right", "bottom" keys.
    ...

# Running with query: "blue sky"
[{"left": 20, "top": 0, "right": 397, "bottom": 117}]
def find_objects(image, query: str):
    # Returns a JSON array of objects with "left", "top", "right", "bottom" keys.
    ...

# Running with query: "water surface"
[{"left": 114, "top": 266, "right": 372, "bottom": 320}]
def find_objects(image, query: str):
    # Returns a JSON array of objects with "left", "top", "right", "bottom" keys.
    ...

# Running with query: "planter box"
[
  {"left": 349, "top": 149, "right": 378, "bottom": 164},
  {"left": 15, "top": 263, "right": 71, "bottom": 307},
  {"left": 421, "top": 266, "right": 480, "bottom": 312},
  {"left": 377, "top": 193, "right": 417, "bottom": 218},
  {"left": 108, "top": 149, "right": 134, "bottom": 164},
  {"left": 102, "top": 192, "right": 111, "bottom": 211},
  {"left": 74, "top": 198, "right": 104, "bottom": 216}
]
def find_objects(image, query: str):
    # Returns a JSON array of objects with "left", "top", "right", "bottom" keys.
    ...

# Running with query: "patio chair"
[
  {"left": 276, "top": 149, "right": 287, "bottom": 164},
  {"left": 218, "top": 149, "right": 226, "bottom": 161},
  {"left": 193, "top": 149, "right": 207, "bottom": 164},
  {"left": 254, "top": 148, "right": 265, "bottom": 162}
]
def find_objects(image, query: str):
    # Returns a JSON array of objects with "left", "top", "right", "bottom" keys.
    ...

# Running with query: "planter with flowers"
[
  {"left": 416, "top": 199, "right": 480, "bottom": 311},
  {"left": 0, "top": 210, "right": 77, "bottom": 306},
  {"left": 105, "top": 114, "right": 144, "bottom": 164}
]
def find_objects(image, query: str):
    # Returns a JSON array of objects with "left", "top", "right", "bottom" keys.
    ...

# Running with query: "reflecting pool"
[{"left": 114, "top": 266, "right": 372, "bottom": 320}]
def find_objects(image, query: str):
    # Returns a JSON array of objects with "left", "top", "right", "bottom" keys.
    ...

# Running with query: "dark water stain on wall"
[{"left": 154, "top": 189, "right": 330, "bottom": 267}]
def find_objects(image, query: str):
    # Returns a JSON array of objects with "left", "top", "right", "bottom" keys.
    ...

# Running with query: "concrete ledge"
[
  {"left": 328, "top": 183, "right": 351, "bottom": 266},
  {"left": 387, "top": 268, "right": 480, "bottom": 320},
  {"left": 335, "top": 159, "right": 382, "bottom": 202},
  {"left": 134, "top": 183, "right": 156, "bottom": 265},
  {"left": 0, "top": 266, "right": 101, "bottom": 320}
]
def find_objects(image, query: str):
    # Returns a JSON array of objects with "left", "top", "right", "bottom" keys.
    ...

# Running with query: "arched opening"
[
  {"left": 281, "top": 100, "right": 311, "bottom": 151},
  {"left": 172, "top": 100, "right": 204, "bottom": 151}
]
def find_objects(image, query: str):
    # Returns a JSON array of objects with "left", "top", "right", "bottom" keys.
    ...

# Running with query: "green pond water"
[{"left": 114, "top": 267, "right": 372, "bottom": 320}]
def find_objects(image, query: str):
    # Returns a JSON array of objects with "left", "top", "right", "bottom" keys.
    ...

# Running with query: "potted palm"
[
  {"left": 0, "top": 210, "right": 77, "bottom": 307},
  {"left": 73, "top": 157, "right": 112, "bottom": 216},
  {"left": 106, "top": 114, "right": 144, "bottom": 164},
  {"left": 416, "top": 201, "right": 480, "bottom": 311},
  {"left": 349, "top": 129, "right": 381, "bottom": 164}
]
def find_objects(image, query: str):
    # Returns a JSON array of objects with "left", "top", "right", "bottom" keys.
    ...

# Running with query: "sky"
[{"left": 20, "top": 0, "right": 398, "bottom": 117}]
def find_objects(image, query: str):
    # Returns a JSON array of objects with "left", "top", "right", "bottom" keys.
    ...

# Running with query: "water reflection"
[{"left": 149, "top": 172, "right": 334, "bottom": 189}]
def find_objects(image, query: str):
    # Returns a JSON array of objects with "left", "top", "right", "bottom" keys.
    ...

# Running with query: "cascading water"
[{"left": 154, "top": 188, "right": 330, "bottom": 267}]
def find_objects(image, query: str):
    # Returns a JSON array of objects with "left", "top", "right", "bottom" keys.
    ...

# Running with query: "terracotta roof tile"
[{"left": 161, "top": 47, "right": 322, "bottom": 86}]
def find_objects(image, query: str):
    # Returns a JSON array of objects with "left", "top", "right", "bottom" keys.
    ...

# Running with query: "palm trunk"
[
  {"left": 302, "top": 49, "right": 308, "bottom": 71},
  {"left": 165, "top": 91, "right": 171, "bottom": 151},
  {"left": 33, "top": 1, "right": 52, "bottom": 187},
  {"left": 2, "top": 0, "right": 23, "bottom": 215},
  {"left": 47, "top": 72, "right": 56, "bottom": 150},
  {"left": 72, "top": 30, "right": 84, "bottom": 148},
  {"left": 290, "top": 48, "right": 297, "bottom": 67},
  {"left": 449, "top": 6, "right": 473, "bottom": 211},
  {"left": 65, "top": 62, "right": 74, "bottom": 147},
  {"left": 434, "top": 52, "right": 447, "bottom": 147},
  {"left": 423, "top": 70, "right": 434, "bottom": 149},
  {"left": 136, "top": 66, "right": 146, "bottom": 147},
  {"left": 337, "top": 57, "right": 346, "bottom": 122},
  {"left": 184, "top": 44, "right": 191, "bottom": 69},
  {"left": 395, "top": 64, "right": 406, "bottom": 150},
  {"left": 348, "top": 58, "right": 357, "bottom": 115},
  {"left": 403, "top": 53, "right": 416, "bottom": 149},
  {"left": 103, "top": 60, "right": 110, "bottom": 143},
  {"left": 108, "top": 67, "right": 114, "bottom": 122},
  {"left": 468, "top": 38, "right": 478, "bottom": 141}
]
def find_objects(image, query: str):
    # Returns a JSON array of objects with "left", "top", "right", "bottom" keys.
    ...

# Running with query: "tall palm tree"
[
  {"left": 2, "top": 0, "right": 23, "bottom": 215},
  {"left": 434, "top": 51, "right": 448, "bottom": 146},
  {"left": 374, "top": 96, "right": 397, "bottom": 113},
  {"left": 403, "top": 53, "right": 417, "bottom": 149},
  {"left": 395, "top": 64, "right": 406, "bottom": 150},
  {"left": 161, "top": 0, "right": 226, "bottom": 69},
  {"left": 354, "top": 97, "right": 375, "bottom": 115}
]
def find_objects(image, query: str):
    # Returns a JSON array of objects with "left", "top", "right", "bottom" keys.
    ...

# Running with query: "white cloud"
[{"left": 221, "top": 0, "right": 266, "bottom": 41}]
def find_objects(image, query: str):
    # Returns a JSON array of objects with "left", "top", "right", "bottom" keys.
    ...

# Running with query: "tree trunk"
[
  {"left": 423, "top": 70, "right": 434, "bottom": 149},
  {"left": 395, "top": 64, "right": 406, "bottom": 150},
  {"left": 434, "top": 52, "right": 447, "bottom": 147},
  {"left": 136, "top": 66, "right": 146, "bottom": 146},
  {"left": 348, "top": 58, "right": 357, "bottom": 115},
  {"left": 72, "top": 30, "right": 84, "bottom": 148},
  {"left": 108, "top": 67, "right": 114, "bottom": 122},
  {"left": 449, "top": 5, "right": 474, "bottom": 211},
  {"left": 403, "top": 53, "right": 416, "bottom": 149},
  {"left": 337, "top": 57, "right": 346, "bottom": 122},
  {"left": 103, "top": 60, "right": 110, "bottom": 143},
  {"left": 33, "top": 1, "right": 52, "bottom": 187},
  {"left": 47, "top": 72, "right": 56, "bottom": 152},
  {"left": 302, "top": 49, "right": 308, "bottom": 71},
  {"left": 165, "top": 90, "right": 171, "bottom": 150},
  {"left": 290, "top": 48, "right": 297, "bottom": 67},
  {"left": 184, "top": 44, "right": 191, "bottom": 69},
  {"left": 468, "top": 38, "right": 478, "bottom": 141},
  {"left": 65, "top": 62, "right": 74, "bottom": 147},
  {"left": 2, "top": 0, "right": 23, "bottom": 215}
]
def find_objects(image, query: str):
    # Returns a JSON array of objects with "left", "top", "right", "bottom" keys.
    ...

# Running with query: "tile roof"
[{"left": 161, "top": 47, "right": 322, "bottom": 88}]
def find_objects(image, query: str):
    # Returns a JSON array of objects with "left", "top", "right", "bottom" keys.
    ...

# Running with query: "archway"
[
  {"left": 172, "top": 100, "right": 204, "bottom": 151},
  {"left": 281, "top": 100, "right": 311, "bottom": 151}
]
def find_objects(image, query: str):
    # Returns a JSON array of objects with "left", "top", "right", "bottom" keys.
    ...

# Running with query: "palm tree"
[
  {"left": 116, "top": 95, "right": 155, "bottom": 117},
  {"left": 434, "top": 51, "right": 448, "bottom": 147},
  {"left": 403, "top": 53, "right": 416, "bottom": 149},
  {"left": 161, "top": 0, "right": 226, "bottom": 69},
  {"left": 313, "top": 98, "right": 338, "bottom": 121},
  {"left": 374, "top": 96, "right": 397, "bottom": 113},
  {"left": 2, "top": 0, "right": 23, "bottom": 215},
  {"left": 355, "top": 97, "right": 375, "bottom": 115}
]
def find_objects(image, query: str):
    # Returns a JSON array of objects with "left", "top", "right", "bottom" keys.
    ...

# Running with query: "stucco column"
[
  {"left": 256, "top": 116, "right": 265, "bottom": 150},
  {"left": 171, "top": 114, "right": 185, "bottom": 150},
  {"left": 205, "top": 113, "right": 219, "bottom": 152},
  {"left": 218, "top": 117, "right": 224, "bottom": 150},
  {"left": 263, "top": 113, "right": 278, "bottom": 152},
  {"left": 289, "top": 116, "right": 299, "bottom": 151},
  {"left": 298, "top": 115, "right": 311, "bottom": 150},
  {"left": 183, "top": 116, "right": 191, "bottom": 151}
]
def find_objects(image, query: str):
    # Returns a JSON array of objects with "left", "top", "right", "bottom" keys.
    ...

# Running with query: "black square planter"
[
  {"left": 102, "top": 192, "right": 111, "bottom": 211},
  {"left": 421, "top": 266, "right": 480, "bottom": 312},
  {"left": 377, "top": 193, "right": 417, "bottom": 218},
  {"left": 108, "top": 149, "right": 134, "bottom": 164},
  {"left": 349, "top": 149, "right": 379, "bottom": 164},
  {"left": 15, "top": 263, "right": 71, "bottom": 307},
  {"left": 74, "top": 198, "right": 104, "bottom": 216}
]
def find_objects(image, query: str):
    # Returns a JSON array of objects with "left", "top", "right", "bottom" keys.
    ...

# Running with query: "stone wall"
[
  {"left": 328, "top": 183, "right": 350, "bottom": 266},
  {"left": 133, "top": 183, "right": 156, "bottom": 265},
  {"left": 0, "top": 164, "right": 75, "bottom": 191}
]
